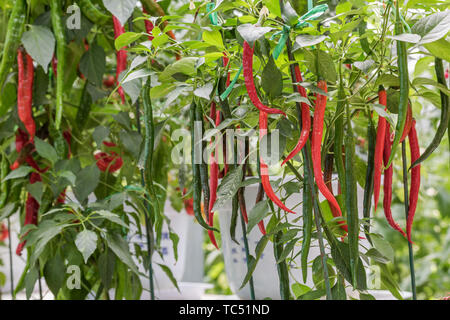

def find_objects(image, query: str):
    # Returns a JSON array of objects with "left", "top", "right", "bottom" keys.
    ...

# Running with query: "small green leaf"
[
  {"left": 35, "top": 137, "right": 58, "bottom": 164},
  {"left": 79, "top": 44, "right": 106, "bottom": 86},
  {"left": 202, "top": 30, "right": 224, "bottom": 49},
  {"left": 95, "top": 210, "right": 128, "bottom": 228},
  {"left": 115, "top": 32, "right": 142, "bottom": 50},
  {"left": 21, "top": 25, "right": 55, "bottom": 71},
  {"left": 26, "top": 182, "right": 44, "bottom": 205},
  {"left": 75, "top": 229, "right": 98, "bottom": 263},
  {"left": 106, "top": 233, "right": 139, "bottom": 275},
  {"left": 246, "top": 200, "right": 269, "bottom": 233},
  {"left": 212, "top": 165, "right": 243, "bottom": 212},
  {"left": 3, "top": 166, "right": 33, "bottom": 181},
  {"left": 43, "top": 254, "right": 65, "bottom": 296},
  {"left": 158, "top": 264, "right": 180, "bottom": 292},
  {"left": 236, "top": 24, "right": 272, "bottom": 46},
  {"left": 262, "top": 55, "right": 282, "bottom": 98},
  {"left": 411, "top": 11, "right": 450, "bottom": 44},
  {"left": 291, "top": 283, "right": 311, "bottom": 299},
  {"left": 73, "top": 164, "right": 100, "bottom": 203}
]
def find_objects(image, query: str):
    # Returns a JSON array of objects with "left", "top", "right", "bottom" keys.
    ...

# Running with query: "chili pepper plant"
[{"left": 0, "top": 0, "right": 449, "bottom": 300}]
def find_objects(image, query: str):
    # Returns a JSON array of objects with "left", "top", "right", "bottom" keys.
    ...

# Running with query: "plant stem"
[
  {"left": 239, "top": 196, "right": 255, "bottom": 300},
  {"left": 7, "top": 217, "right": 14, "bottom": 298},
  {"left": 135, "top": 100, "right": 156, "bottom": 300},
  {"left": 401, "top": 141, "right": 417, "bottom": 300}
]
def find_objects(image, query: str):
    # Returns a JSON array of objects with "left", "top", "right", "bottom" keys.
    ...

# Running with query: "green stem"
[{"left": 401, "top": 141, "right": 417, "bottom": 300}]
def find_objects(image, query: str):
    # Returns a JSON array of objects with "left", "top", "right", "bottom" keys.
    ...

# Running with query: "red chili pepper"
[
  {"left": 407, "top": 119, "right": 420, "bottom": 244},
  {"left": 17, "top": 49, "right": 35, "bottom": 142},
  {"left": 373, "top": 88, "right": 387, "bottom": 211},
  {"left": 181, "top": 188, "right": 194, "bottom": 216},
  {"left": 383, "top": 124, "right": 407, "bottom": 237},
  {"left": 0, "top": 223, "right": 8, "bottom": 242},
  {"left": 207, "top": 102, "right": 220, "bottom": 249},
  {"left": 95, "top": 151, "right": 123, "bottom": 173},
  {"left": 51, "top": 55, "right": 58, "bottom": 76},
  {"left": 103, "top": 75, "right": 116, "bottom": 88},
  {"left": 16, "top": 175, "right": 40, "bottom": 256},
  {"left": 399, "top": 103, "right": 413, "bottom": 143},
  {"left": 259, "top": 111, "right": 294, "bottom": 213},
  {"left": 222, "top": 53, "right": 231, "bottom": 86},
  {"left": 142, "top": 7, "right": 155, "bottom": 40},
  {"left": 112, "top": 15, "right": 127, "bottom": 104},
  {"left": 311, "top": 80, "right": 346, "bottom": 231},
  {"left": 281, "top": 64, "right": 310, "bottom": 166},
  {"left": 243, "top": 41, "right": 286, "bottom": 116}
]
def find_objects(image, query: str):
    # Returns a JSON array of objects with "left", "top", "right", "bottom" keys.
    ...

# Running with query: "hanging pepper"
[
  {"left": 373, "top": 87, "right": 387, "bottom": 211},
  {"left": 0, "top": 0, "right": 26, "bottom": 113},
  {"left": 112, "top": 15, "right": 127, "bottom": 104},
  {"left": 411, "top": 58, "right": 449, "bottom": 168},
  {"left": 386, "top": 2, "right": 409, "bottom": 167},
  {"left": 311, "top": 80, "right": 345, "bottom": 230},
  {"left": 207, "top": 102, "right": 220, "bottom": 248},
  {"left": 383, "top": 125, "right": 407, "bottom": 237},
  {"left": 142, "top": 7, "right": 155, "bottom": 40},
  {"left": 0, "top": 223, "right": 8, "bottom": 242},
  {"left": 281, "top": 64, "right": 310, "bottom": 166},
  {"left": 95, "top": 141, "right": 123, "bottom": 173},
  {"left": 17, "top": 49, "right": 35, "bottom": 142},
  {"left": 243, "top": 41, "right": 286, "bottom": 116},
  {"left": 407, "top": 120, "right": 420, "bottom": 244},
  {"left": 50, "top": 0, "right": 66, "bottom": 130},
  {"left": 78, "top": 0, "right": 110, "bottom": 25},
  {"left": 57, "top": 130, "right": 72, "bottom": 204},
  {"left": 259, "top": 111, "right": 294, "bottom": 213},
  {"left": 399, "top": 103, "right": 413, "bottom": 143}
]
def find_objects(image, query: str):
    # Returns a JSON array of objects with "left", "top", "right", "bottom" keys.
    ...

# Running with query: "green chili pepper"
[
  {"left": 363, "top": 113, "right": 375, "bottom": 243},
  {"left": 50, "top": 0, "right": 66, "bottom": 130},
  {"left": 358, "top": 20, "right": 372, "bottom": 56},
  {"left": 410, "top": 58, "right": 449, "bottom": 169},
  {"left": 301, "top": 166, "right": 313, "bottom": 283},
  {"left": 195, "top": 102, "right": 211, "bottom": 224},
  {"left": 190, "top": 101, "right": 217, "bottom": 231},
  {"left": 386, "top": 2, "right": 409, "bottom": 167},
  {"left": 142, "top": 78, "right": 164, "bottom": 243},
  {"left": 274, "top": 230, "right": 291, "bottom": 300},
  {"left": 334, "top": 83, "right": 347, "bottom": 195},
  {"left": 345, "top": 103, "right": 359, "bottom": 288},
  {"left": 78, "top": 0, "right": 110, "bottom": 25},
  {"left": 0, "top": 0, "right": 26, "bottom": 116},
  {"left": 49, "top": 123, "right": 68, "bottom": 159},
  {"left": 0, "top": 155, "right": 9, "bottom": 208},
  {"left": 75, "top": 81, "right": 92, "bottom": 132}
]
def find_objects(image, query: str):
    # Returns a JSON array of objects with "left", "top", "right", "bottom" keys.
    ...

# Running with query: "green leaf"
[
  {"left": 3, "top": 166, "right": 33, "bottom": 181},
  {"left": 387, "top": 33, "right": 421, "bottom": 43},
  {"left": 376, "top": 74, "right": 400, "bottom": 87},
  {"left": 106, "top": 233, "right": 139, "bottom": 275},
  {"left": 236, "top": 24, "right": 272, "bottom": 46},
  {"left": 262, "top": 55, "right": 283, "bottom": 98},
  {"left": 246, "top": 200, "right": 269, "bottom": 233},
  {"left": 115, "top": 32, "right": 142, "bottom": 50},
  {"left": 159, "top": 57, "right": 198, "bottom": 82},
  {"left": 119, "top": 130, "right": 142, "bottom": 158},
  {"left": 291, "top": 283, "right": 311, "bottom": 299},
  {"left": 35, "top": 137, "right": 58, "bottom": 164},
  {"left": 263, "top": 0, "right": 281, "bottom": 17},
  {"left": 424, "top": 38, "right": 450, "bottom": 62},
  {"left": 73, "top": 164, "right": 100, "bottom": 203},
  {"left": 26, "top": 182, "right": 44, "bottom": 205},
  {"left": 21, "top": 25, "right": 55, "bottom": 71},
  {"left": 239, "top": 235, "right": 269, "bottom": 289},
  {"left": 365, "top": 248, "right": 390, "bottom": 264},
  {"left": 202, "top": 30, "right": 224, "bottom": 49},
  {"left": 157, "top": 263, "right": 180, "bottom": 292},
  {"left": 294, "top": 34, "right": 327, "bottom": 48},
  {"left": 0, "top": 203, "right": 17, "bottom": 220},
  {"left": 411, "top": 10, "right": 450, "bottom": 44},
  {"left": 79, "top": 44, "right": 106, "bottom": 86},
  {"left": 370, "top": 233, "right": 395, "bottom": 262},
  {"left": 43, "top": 254, "right": 65, "bottom": 296},
  {"left": 98, "top": 250, "right": 116, "bottom": 289},
  {"left": 102, "top": 0, "right": 137, "bottom": 26},
  {"left": 25, "top": 267, "right": 39, "bottom": 300},
  {"left": 276, "top": 238, "right": 298, "bottom": 263},
  {"left": 194, "top": 82, "right": 214, "bottom": 100},
  {"left": 377, "top": 262, "right": 403, "bottom": 300},
  {"left": 303, "top": 49, "right": 337, "bottom": 83},
  {"left": 95, "top": 210, "right": 128, "bottom": 228},
  {"left": 169, "top": 231, "right": 180, "bottom": 262},
  {"left": 212, "top": 165, "right": 243, "bottom": 212},
  {"left": 75, "top": 229, "right": 98, "bottom": 263}
]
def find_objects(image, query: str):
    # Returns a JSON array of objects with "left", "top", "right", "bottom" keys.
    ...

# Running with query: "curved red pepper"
[
  {"left": 373, "top": 89, "right": 387, "bottom": 211},
  {"left": 259, "top": 111, "right": 294, "bottom": 213},
  {"left": 142, "top": 8, "right": 155, "bottom": 40},
  {"left": 281, "top": 64, "right": 310, "bottom": 166},
  {"left": 407, "top": 120, "right": 420, "bottom": 244},
  {"left": 112, "top": 15, "right": 127, "bottom": 104},
  {"left": 0, "top": 223, "right": 8, "bottom": 242},
  {"left": 383, "top": 125, "right": 407, "bottom": 237},
  {"left": 311, "top": 81, "right": 345, "bottom": 231},
  {"left": 243, "top": 41, "right": 286, "bottom": 116},
  {"left": 399, "top": 103, "right": 413, "bottom": 143},
  {"left": 17, "top": 49, "right": 35, "bottom": 142}
]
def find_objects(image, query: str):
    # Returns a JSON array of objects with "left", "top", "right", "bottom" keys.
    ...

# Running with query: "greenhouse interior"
[{"left": 0, "top": 0, "right": 449, "bottom": 302}]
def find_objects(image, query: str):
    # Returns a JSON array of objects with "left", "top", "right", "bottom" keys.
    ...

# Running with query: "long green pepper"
[
  {"left": 334, "top": 85, "right": 346, "bottom": 194},
  {"left": 301, "top": 167, "right": 313, "bottom": 283},
  {"left": 386, "top": 2, "right": 409, "bottom": 167},
  {"left": 363, "top": 113, "right": 375, "bottom": 242},
  {"left": 50, "top": 0, "right": 66, "bottom": 130},
  {"left": 78, "top": 0, "right": 110, "bottom": 25},
  {"left": 0, "top": 0, "right": 26, "bottom": 116},
  {"left": 190, "top": 101, "right": 216, "bottom": 231},
  {"left": 345, "top": 104, "right": 359, "bottom": 287}
]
